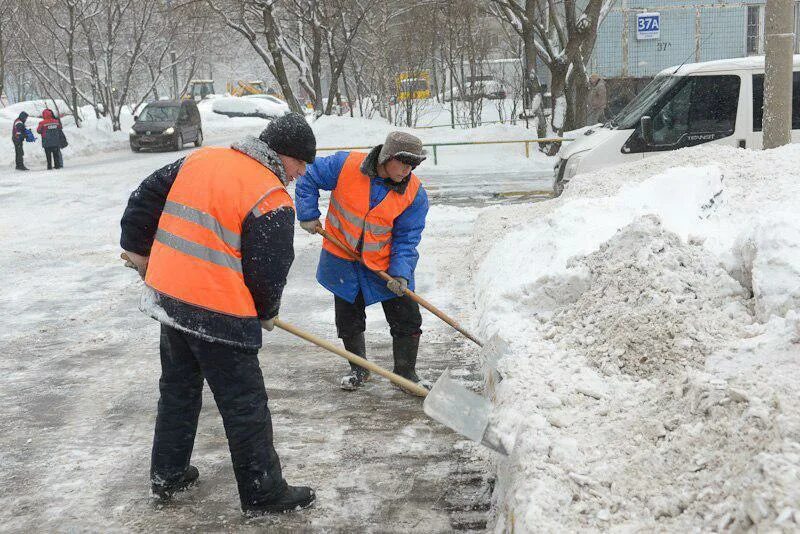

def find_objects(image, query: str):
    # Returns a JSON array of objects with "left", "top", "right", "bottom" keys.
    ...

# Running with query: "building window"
[{"left": 747, "top": 5, "right": 761, "bottom": 55}]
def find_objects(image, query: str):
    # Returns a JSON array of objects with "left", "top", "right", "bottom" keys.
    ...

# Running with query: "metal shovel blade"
[{"left": 423, "top": 369, "right": 508, "bottom": 456}]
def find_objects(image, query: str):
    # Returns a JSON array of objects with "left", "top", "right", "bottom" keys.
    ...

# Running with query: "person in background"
[
  {"left": 587, "top": 73, "right": 608, "bottom": 125},
  {"left": 12, "top": 111, "right": 29, "bottom": 171},
  {"left": 36, "top": 109, "right": 65, "bottom": 170}
]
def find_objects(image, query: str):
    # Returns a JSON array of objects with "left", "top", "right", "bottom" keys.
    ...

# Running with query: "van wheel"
[
  {"left": 174, "top": 133, "right": 183, "bottom": 151},
  {"left": 194, "top": 130, "right": 203, "bottom": 147}
]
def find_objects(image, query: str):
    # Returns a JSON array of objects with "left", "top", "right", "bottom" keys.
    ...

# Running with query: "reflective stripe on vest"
[
  {"left": 323, "top": 151, "right": 421, "bottom": 270},
  {"left": 145, "top": 147, "right": 293, "bottom": 318}
]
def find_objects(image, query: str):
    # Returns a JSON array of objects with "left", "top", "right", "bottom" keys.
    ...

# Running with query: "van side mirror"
[
  {"left": 640, "top": 116, "right": 654, "bottom": 145},
  {"left": 133, "top": 115, "right": 138, "bottom": 122}
]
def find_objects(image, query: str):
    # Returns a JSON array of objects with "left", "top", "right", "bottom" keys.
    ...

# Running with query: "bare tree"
[
  {"left": 206, "top": 0, "right": 304, "bottom": 112},
  {"left": 489, "top": 0, "right": 615, "bottom": 134},
  {"left": 14, "top": 0, "right": 98, "bottom": 123},
  {"left": 0, "top": 0, "right": 19, "bottom": 104}
]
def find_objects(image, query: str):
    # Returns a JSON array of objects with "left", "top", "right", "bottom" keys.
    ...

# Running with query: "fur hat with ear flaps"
[{"left": 377, "top": 131, "right": 426, "bottom": 166}]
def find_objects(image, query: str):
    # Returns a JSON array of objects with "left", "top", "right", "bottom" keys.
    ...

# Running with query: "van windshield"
[
  {"left": 139, "top": 105, "right": 180, "bottom": 122},
  {"left": 611, "top": 75, "right": 680, "bottom": 129}
]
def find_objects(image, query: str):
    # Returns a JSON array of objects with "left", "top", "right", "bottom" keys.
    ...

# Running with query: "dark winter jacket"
[
  {"left": 120, "top": 138, "right": 296, "bottom": 349},
  {"left": 295, "top": 144, "right": 428, "bottom": 306},
  {"left": 11, "top": 112, "right": 28, "bottom": 143},
  {"left": 37, "top": 109, "right": 65, "bottom": 149}
]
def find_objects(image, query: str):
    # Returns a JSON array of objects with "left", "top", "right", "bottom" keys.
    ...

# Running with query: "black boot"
[
  {"left": 243, "top": 482, "right": 316, "bottom": 515},
  {"left": 151, "top": 465, "right": 199, "bottom": 500},
  {"left": 392, "top": 335, "right": 431, "bottom": 396},
  {"left": 340, "top": 333, "right": 370, "bottom": 390}
]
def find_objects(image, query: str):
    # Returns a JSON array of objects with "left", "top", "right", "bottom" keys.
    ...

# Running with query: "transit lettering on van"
[{"left": 553, "top": 55, "right": 800, "bottom": 196}]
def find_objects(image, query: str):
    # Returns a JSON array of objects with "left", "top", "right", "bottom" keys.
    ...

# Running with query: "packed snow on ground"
[
  {"left": 0, "top": 110, "right": 496, "bottom": 530},
  {"left": 472, "top": 144, "right": 800, "bottom": 532}
]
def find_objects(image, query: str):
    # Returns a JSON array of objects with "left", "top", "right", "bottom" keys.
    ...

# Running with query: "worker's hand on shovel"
[
  {"left": 121, "top": 251, "right": 148, "bottom": 279},
  {"left": 299, "top": 219, "right": 321, "bottom": 234},
  {"left": 387, "top": 276, "right": 408, "bottom": 296},
  {"left": 261, "top": 316, "right": 277, "bottom": 331}
]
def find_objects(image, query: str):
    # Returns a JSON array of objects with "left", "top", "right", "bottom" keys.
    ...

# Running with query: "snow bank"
[
  {"left": 2, "top": 100, "right": 552, "bottom": 176},
  {"left": 474, "top": 144, "right": 800, "bottom": 531},
  {"left": 0, "top": 99, "right": 72, "bottom": 120},
  {"left": 0, "top": 101, "right": 270, "bottom": 169}
]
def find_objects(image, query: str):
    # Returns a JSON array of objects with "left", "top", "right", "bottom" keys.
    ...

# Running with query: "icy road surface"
[{"left": 0, "top": 135, "right": 547, "bottom": 531}]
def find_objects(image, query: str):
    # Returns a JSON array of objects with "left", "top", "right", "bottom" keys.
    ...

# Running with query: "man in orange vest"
[
  {"left": 120, "top": 113, "right": 317, "bottom": 516},
  {"left": 295, "top": 131, "right": 429, "bottom": 394}
]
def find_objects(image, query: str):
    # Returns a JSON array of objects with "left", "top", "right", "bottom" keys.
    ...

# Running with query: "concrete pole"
[{"left": 763, "top": 0, "right": 794, "bottom": 149}]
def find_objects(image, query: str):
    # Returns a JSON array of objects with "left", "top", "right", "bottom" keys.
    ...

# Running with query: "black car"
[{"left": 130, "top": 100, "right": 202, "bottom": 152}]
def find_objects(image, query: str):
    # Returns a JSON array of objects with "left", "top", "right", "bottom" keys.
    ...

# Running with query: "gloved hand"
[
  {"left": 299, "top": 219, "right": 321, "bottom": 234},
  {"left": 121, "top": 251, "right": 149, "bottom": 279},
  {"left": 261, "top": 316, "right": 277, "bottom": 331},
  {"left": 387, "top": 277, "right": 408, "bottom": 296}
]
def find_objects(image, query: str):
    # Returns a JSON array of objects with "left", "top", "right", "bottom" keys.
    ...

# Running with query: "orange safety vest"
[
  {"left": 145, "top": 147, "right": 293, "bottom": 318},
  {"left": 323, "top": 152, "right": 421, "bottom": 271}
]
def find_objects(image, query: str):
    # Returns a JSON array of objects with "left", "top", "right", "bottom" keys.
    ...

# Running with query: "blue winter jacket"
[{"left": 295, "top": 146, "right": 429, "bottom": 305}]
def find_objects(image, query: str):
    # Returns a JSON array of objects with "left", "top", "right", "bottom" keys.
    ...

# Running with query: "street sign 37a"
[{"left": 637, "top": 12, "right": 660, "bottom": 40}]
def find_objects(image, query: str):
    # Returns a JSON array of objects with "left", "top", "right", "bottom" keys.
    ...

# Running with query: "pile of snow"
[
  {"left": 0, "top": 105, "right": 133, "bottom": 168},
  {"left": 473, "top": 144, "right": 800, "bottom": 531},
  {"left": 0, "top": 99, "right": 71, "bottom": 120},
  {"left": 550, "top": 215, "right": 749, "bottom": 379}
]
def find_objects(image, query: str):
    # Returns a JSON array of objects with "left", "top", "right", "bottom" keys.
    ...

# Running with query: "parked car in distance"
[
  {"left": 211, "top": 94, "right": 290, "bottom": 119},
  {"left": 443, "top": 79, "right": 507, "bottom": 101},
  {"left": 130, "top": 99, "right": 202, "bottom": 152}
]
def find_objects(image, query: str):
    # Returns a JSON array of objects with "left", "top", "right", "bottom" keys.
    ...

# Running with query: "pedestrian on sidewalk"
[
  {"left": 295, "top": 131, "right": 430, "bottom": 394},
  {"left": 36, "top": 109, "right": 66, "bottom": 170},
  {"left": 12, "top": 111, "right": 29, "bottom": 171},
  {"left": 120, "top": 112, "right": 318, "bottom": 516}
]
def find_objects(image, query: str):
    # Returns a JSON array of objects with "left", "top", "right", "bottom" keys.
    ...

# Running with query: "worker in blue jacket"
[{"left": 295, "top": 132, "right": 430, "bottom": 395}]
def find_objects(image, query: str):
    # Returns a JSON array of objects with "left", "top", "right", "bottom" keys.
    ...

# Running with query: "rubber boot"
[
  {"left": 242, "top": 482, "right": 316, "bottom": 516},
  {"left": 151, "top": 465, "right": 199, "bottom": 500},
  {"left": 340, "top": 333, "right": 370, "bottom": 390},
  {"left": 392, "top": 335, "right": 431, "bottom": 396}
]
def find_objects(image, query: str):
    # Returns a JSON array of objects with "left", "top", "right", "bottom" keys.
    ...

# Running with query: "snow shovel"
[
  {"left": 313, "top": 227, "right": 484, "bottom": 347},
  {"left": 273, "top": 318, "right": 507, "bottom": 455}
]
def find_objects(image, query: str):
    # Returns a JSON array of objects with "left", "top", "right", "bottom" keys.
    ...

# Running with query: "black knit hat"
[{"left": 259, "top": 112, "right": 317, "bottom": 164}]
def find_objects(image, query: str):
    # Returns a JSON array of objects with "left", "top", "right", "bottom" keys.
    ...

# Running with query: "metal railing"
[{"left": 317, "top": 137, "right": 573, "bottom": 165}]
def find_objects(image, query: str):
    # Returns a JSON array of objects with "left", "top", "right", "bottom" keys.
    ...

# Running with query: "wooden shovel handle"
[
  {"left": 315, "top": 227, "right": 484, "bottom": 347},
  {"left": 273, "top": 318, "right": 429, "bottom": 397}
]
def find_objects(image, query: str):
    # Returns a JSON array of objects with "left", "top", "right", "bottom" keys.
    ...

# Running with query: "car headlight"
[
  {"left": 563, "top": 153, "right": 586, "bottom": 181},
  {"left": 163, "top": 127, "right": 175, "bottom": 135},
  {"left": 128, "top": 128, "right": 136, "bottom": 136}
]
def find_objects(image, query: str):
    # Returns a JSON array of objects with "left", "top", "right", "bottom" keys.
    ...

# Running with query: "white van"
[{"left": 554, "top": 55, "right": 800, "bottom": 195}]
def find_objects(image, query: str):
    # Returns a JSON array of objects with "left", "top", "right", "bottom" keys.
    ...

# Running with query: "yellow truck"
[{"left": 396, "top": 71, "right": 431, "bottom": 101}]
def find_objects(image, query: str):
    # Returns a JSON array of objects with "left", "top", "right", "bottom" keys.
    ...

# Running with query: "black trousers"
[
  {"left": 334, "top": 291, "right": 422, "bottom": 339},
  {"left": 151, "top": 325, "right": 285, "bottom": 506},
  {"left": 14, "top": 141, "right": 24, "bottom": 168},
  {"left": 44, "top": 147, "right": 63, "bottom": 169}
]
